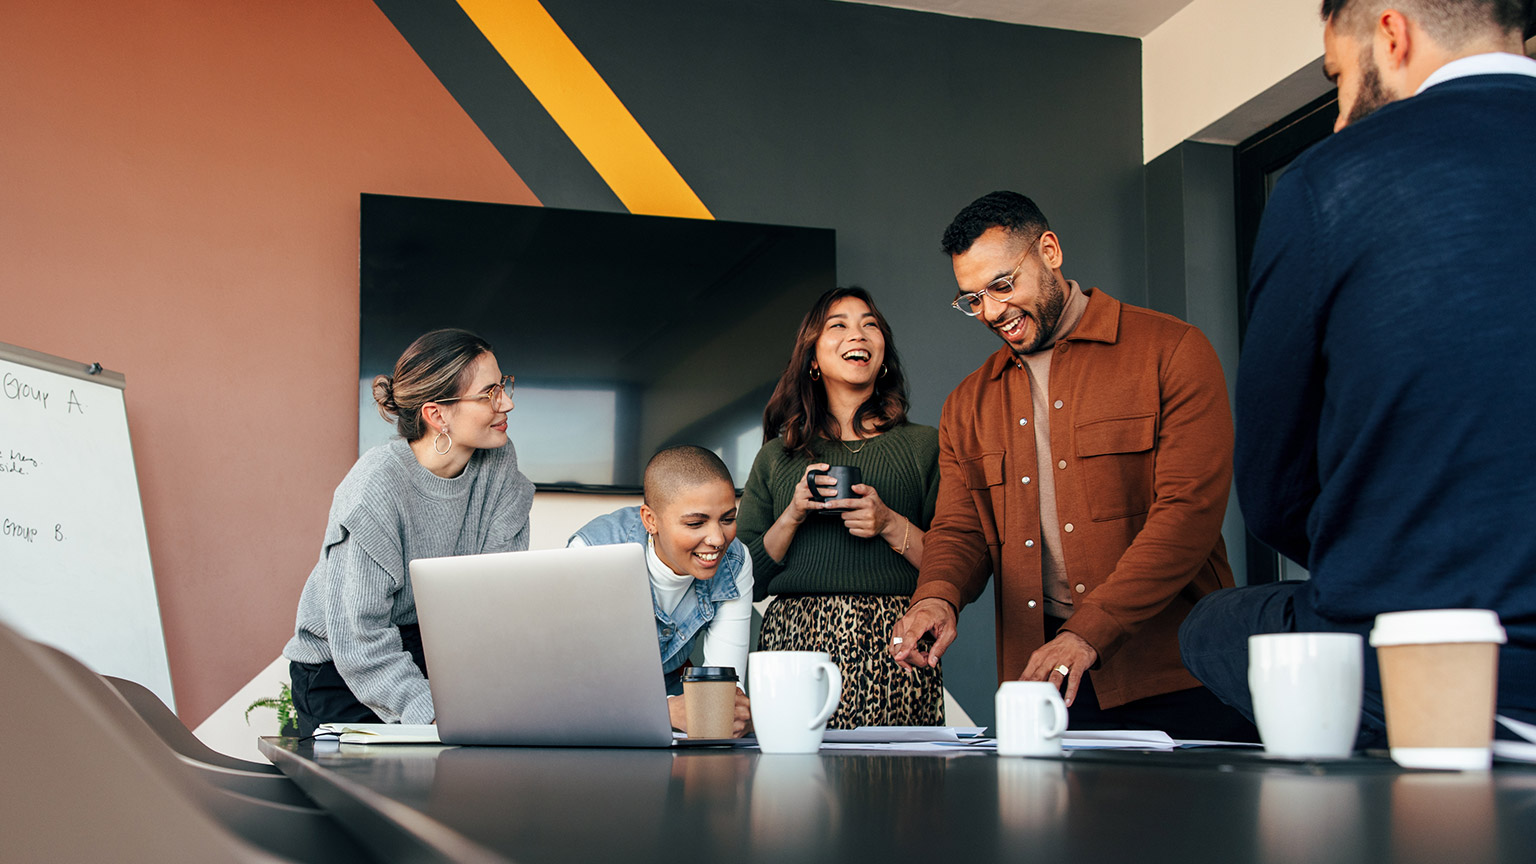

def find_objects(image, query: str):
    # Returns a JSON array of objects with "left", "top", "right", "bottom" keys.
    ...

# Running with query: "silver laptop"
[{"left": 410, "top": 544, "right": 675, "bottom": 747}]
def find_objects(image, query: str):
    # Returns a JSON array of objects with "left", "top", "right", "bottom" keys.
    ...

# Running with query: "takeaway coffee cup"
[
  {"left": 1248, "top": 632, "right": 1363, "bottom": 759},
  {"left": 1369, "top": 609, "right": 1506, "bottom": 770},
  {"left": 682, "top": 666, "right": 740, "bottom": 739},
  {"left": 807, "top": 466, "right": 861, "bottom": 513},
  {"left": 748, "top": 651, "right": 842, "bottom": 754},
  {"left": 995, "top": 681, "right": 1068, "bottom": 757}
]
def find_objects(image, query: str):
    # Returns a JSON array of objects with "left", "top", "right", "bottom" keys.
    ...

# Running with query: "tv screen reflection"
[{"left": 359, "top": 194, "right": 836, "bottom": 491}]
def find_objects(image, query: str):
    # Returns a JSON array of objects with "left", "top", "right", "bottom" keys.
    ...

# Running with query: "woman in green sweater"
[{"left": 739, "top": 287, "right": 942, "bottom": 727}]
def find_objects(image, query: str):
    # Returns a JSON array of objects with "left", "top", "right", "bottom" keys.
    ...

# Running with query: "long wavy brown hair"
[{"left": 762, "top": 286, "right": 910, "bottom": 458}]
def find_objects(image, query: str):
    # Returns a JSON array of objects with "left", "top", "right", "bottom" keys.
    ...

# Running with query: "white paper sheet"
[
  {"left": 814, "top": 729, "right": 1188, "bottom": 752},
  {"left": 1062, "top": 729, "right": 1177, "bottom": 750},
  {"left": 1494, "top": 714, "right": 1536, "bottom": 763},
  {"left": 820, "top": 726, "right": 986, "bottom": 744},
  {"left": 818, "top": 741, "right": 991, "bottom": 754}
]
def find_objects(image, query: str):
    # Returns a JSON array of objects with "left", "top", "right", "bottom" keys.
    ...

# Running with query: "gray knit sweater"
[{"left": 283, "top": 437, "right": 535, "bottom": 724}]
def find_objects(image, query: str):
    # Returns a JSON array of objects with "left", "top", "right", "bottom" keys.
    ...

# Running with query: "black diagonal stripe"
[{"left": 371, "top": 0, "right": 625, "bottom": 213}]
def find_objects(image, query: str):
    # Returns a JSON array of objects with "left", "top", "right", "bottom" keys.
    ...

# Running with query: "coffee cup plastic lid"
[
  {"left": 682, "top": 666, "right": 739, "bottom": 683},
  {"left": 1368, "top": 609, "right": 1507, "bottom": 647}
]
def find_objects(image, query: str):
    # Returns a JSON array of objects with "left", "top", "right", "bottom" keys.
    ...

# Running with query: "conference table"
[{"left": 259, "top": 737, "right": 1536, "bottom": 864}]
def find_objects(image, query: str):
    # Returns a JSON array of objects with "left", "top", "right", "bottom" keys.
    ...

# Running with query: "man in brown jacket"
[{"left": 891, "top": 191, "right": 1254, "bottom": 739}]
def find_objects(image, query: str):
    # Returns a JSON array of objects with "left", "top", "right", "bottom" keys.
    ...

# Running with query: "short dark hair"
[
  {"left": 372, "top": 328, "right": 492, "bottom": 442},
  {"left": 643, "top": 445, "right": 734, "bottom": 509},
  {"left": 761, "top": 286, "right": 910, "bottom": 459},
  {"left": 1320, "top": 0, "right": 1527, "bottom": 45},
  {"left": 940, "top": 191, "right": 1051, "bottom": 257}
]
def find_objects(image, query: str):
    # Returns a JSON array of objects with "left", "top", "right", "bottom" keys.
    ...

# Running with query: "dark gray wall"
[
  {"left": 376, "top": 0, "right": 1147, "bottom": 726},
  {"left": 1144, "top": 140, "right": 1248, "bottom": 586}
]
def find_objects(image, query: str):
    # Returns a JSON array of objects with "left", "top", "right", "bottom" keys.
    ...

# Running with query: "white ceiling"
[{"left": 834, "top": 0, "right": 1202, "bottom": 38}]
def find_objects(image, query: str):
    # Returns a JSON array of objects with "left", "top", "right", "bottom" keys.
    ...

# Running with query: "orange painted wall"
[{"left": 0, "top": 0, "right": 537, "bottom": 724}]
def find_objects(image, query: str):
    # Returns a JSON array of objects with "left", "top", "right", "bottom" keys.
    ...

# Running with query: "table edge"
[{"left": 258, "top": 737, "right": 510, "bottom": 864}]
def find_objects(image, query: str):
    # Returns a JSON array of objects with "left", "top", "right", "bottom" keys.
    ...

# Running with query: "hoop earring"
[
  {"left": 433, "top": 429, "right": 452, "bottom": 455},
  {"left": 809, "top": 366, "right": 821, "bottom": 381},
  {"left": 879, "top": 364, "right": 888, "bottom": 378}
]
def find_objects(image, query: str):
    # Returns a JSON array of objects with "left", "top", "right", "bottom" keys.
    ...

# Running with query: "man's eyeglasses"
[
  {"left": 435, "top": 375, "right": 514, "bottom": 406},
  {"left": 951, "top": 241, "right": 1036, "bottom": 317}
]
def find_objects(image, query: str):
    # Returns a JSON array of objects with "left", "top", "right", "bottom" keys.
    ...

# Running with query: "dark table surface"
[{"left": 260, "top": 738, "right": 1536, "bottom": 864}]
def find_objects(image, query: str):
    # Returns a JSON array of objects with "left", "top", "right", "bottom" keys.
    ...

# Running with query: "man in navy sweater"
[{"left": 1179, "top": 0, "right": 1536, "bottom": 744}]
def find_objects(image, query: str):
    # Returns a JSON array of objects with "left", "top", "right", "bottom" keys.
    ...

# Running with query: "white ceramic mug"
[
  {"left": 1248, "top": 632, "right": 1363, "bottom": 759},
  {"left": 995, "top": 681, "right": 1068, "bottom": 757},
  {"left": 748, "top": 651, "right": 843, "bottom": 754}
]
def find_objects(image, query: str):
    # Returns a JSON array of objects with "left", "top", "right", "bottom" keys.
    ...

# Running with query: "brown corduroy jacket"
[{"left": 912, "top": 288, "right": 1234, "bottom": 709}]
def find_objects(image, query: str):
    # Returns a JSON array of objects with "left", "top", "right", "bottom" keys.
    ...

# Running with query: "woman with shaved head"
[
  {"left": 569, "top": 445, "right": 754, "bottom": 737},
  {"left": 738, "top": 287, "right": 943, "bottom": 728}
]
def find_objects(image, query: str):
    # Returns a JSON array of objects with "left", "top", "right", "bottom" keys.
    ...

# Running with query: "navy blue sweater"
[{"left": 1238, "top": 73, "right": 1536, "bottom": 715}]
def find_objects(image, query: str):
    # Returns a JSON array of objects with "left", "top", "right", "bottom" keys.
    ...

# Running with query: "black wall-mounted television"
[{"left": 359, "top": 193, "right": 837, "bottom": 493}]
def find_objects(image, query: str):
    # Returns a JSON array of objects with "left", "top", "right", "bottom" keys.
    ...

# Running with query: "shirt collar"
[
  {"left": 984, "top": 284, "right": 1120, "bottom": 379},
  {"left": 1031, "top": 279, "right": 1090, "bottom": 352},
  {"left": 1416, "top": 52, "right": 1536, "bottom": 95}
]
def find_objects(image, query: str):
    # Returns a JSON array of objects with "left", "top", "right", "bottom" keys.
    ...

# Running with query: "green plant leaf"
[{"left": 245, "top": 681, "right": 297, "bottom": 729}]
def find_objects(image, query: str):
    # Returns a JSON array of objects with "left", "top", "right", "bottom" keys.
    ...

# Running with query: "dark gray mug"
[{"left": 808, "top": 465, "right": 862, "bottom": 513}]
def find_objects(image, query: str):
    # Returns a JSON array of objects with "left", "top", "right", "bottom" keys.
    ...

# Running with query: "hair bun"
[{"left": 372, "top": 375, "right": 399, "bottom": 416}]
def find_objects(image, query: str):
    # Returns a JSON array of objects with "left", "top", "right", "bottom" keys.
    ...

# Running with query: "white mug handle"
[
  {"left": 1042, "top": 690, "right": 1068, "bottom": 740},
  {"left": 807, "top": 661, "right": 843, "bottom": 730}
]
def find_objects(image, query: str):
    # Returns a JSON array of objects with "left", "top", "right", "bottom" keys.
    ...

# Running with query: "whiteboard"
[{"left": 0, "top": 342, "right": 174, "bottom": 709}]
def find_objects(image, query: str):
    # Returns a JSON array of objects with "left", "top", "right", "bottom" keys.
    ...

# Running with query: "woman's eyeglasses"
[{"left": 435, "top": 375, "right": 514, "bottom": 406}]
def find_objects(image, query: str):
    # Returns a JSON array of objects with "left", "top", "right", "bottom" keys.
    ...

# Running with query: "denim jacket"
[{"left": 570, "top": 507, "right": 746, "bottom": 680}]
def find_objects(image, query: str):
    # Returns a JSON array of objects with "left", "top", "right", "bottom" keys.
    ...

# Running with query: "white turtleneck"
[{"left": 567, "top": 535, "right": 753, "bottom": 677}]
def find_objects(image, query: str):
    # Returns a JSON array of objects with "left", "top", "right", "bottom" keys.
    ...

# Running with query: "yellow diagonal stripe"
[{"left": 458, "top": 0, "right": 713, "bottom": 220}]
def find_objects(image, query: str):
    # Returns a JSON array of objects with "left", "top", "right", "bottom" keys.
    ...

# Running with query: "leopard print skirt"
[{"left": 758, "top": 594, "right": 944, "bottom": 730}]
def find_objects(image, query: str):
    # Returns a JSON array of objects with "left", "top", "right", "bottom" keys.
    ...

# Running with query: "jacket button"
[
  {"left": 1054, "top": 400, "right": 1063, "bottom": 409},
  {"left": 1064, "top": 523, "right": 1074, "bottom": 533},
  {"left": 1057, "top": 343, "right": 1069, "bottom": 352},
  {"left": 1025, "top": 539, "right": 1035, "bottom": 547},
  {"left": 661, "top": 628, "right": 673, "bottom": 638},
  {"left": 1057, "top": 459, "right": 1066, "bottom": 469},
  {"left": 1019, "top": 418, "right": 1028, "bottom": 426},
  {"left": 1021, "top": 476, "right": 1031, "bottom": 484},
  {"left": 1028, "top": 600, "right": 1037, "bottom": 608},
  {"left": 1075, "top": 583, "right": 1086, "bottom": 594}
]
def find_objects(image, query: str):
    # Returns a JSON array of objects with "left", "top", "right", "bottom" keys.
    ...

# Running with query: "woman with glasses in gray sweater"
[{"left": 284, "top": 329, "right": 534, "bottom": 736}]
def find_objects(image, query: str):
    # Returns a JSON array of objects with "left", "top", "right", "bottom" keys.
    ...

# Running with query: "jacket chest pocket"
[
  {"left": 958, "top": 451, "right": 1006, "bottom": 546},
  {"left": 1074, "top": 414, "right": 1155, "bottom": 521}
]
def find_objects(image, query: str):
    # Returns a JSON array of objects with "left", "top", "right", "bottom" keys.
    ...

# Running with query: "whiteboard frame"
[{"left": 0, "top": 342, "right": 127, "bottom": 390}]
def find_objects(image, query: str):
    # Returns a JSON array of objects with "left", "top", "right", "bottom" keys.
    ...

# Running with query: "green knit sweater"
[{"left": 739, "top": 422, "right": 940, "bottom": 600}]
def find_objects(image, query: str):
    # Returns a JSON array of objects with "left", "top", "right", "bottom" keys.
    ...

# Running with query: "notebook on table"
[
  {"left": 315, "top": 722, "right": 441, "bottom": 744},
  {"left": 411, "top": 543, "right": 693, "bottom": 747}
]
